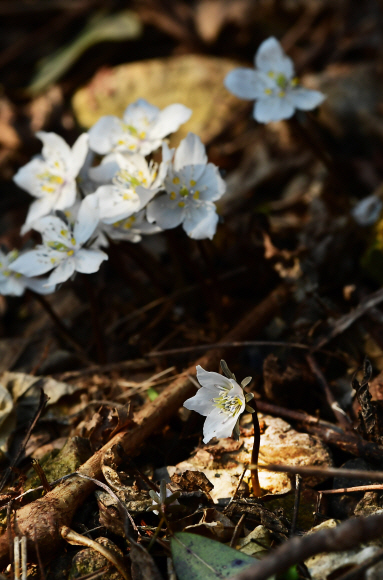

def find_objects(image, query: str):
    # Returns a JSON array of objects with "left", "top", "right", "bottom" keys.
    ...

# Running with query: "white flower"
[
  {"left": 88, "top": 146, "right": 171, "bottom": 224},
  {"left": 14, "top": 132, "right": 89, "bottom": 231},
  {"left": 146, "top": 133, "right": 225, "bottom": 240},
  {"left": 184, "top": 365, "right": 246, "bottom": 443},
  {"left": 10, "top": 196, "right": 108, "bottom": 287},
  {"left": 99, "top": 210, "right": 162, "bottom": 245},
  {"left": 88, "top": 98, "right": 192, "bottom": 156},
  {"left": 149, "top": 481, "right": 180, "bottom": 516},
  {"left": 0, "top": 250, "right": 55, "bottom": 296},
  {"left": 352, "top": 194, "right": 383, "bottom": 226},
  {"left": 224, "top": 37, "right": 325, "bottom": 123}
]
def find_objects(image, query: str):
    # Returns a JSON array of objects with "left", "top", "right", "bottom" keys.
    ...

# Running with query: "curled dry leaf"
[{"left": 167, "top": 413, "right": 332, "bottom": 501}]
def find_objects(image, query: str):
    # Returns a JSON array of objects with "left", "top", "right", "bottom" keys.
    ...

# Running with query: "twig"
[
  {"left": 106, "top": 265, "right": 247, "bottom": 335},
  {"left": 313, "top": 286, "right": 383, "bottom": 351},
  {"left": 230, "top": 514, "right": 246, "bottom": 548},
  {"left": 0, "top": 389, "right": 49, "bottom": 493},
  {"left": 256, "top": 399, "right": 383, "bottom": 463},
  {"left": 31, "top": 459, "right": 51, "bottom": 493},
  {"left": 321, "top": 484, "right": 383, "bottom": 494},
  {"left": 224, "top": 467, "right": 248, "bottom": 514},
  {"left": 0, "top": 283, "right": 292, "bottom": 567},
  {"left": 335, "top": 548, "right": 383, "bottom": 580},
  {"left": 254, "top": 462, "right": 383, "bottom": 482},
  {"left": 34, "top": 526, "right": 45, "bottom": 580},
  {"left": 54, "top": 358, "right": 150, "bottom": 381},
  {"left": 290, "top": 475, "right": 302, "bottom": 537},
  {"left": 148, "top": 341, "right": 347, "bottom": 362},
  {"left": 230, "top": 513, "right": 383, "bottom": 580},
  {"left": 306, "top": 354, "right": 352, "bottom": 430}
]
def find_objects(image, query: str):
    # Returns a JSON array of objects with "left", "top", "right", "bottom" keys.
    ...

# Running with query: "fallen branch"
[
  {"left": 231, "top": 512, "right": 383, "bottom": 580},
  {"left": 0, "top": 283, "right": 291, "bottom": 567},
  {"left": 255, "top": 462, "right": 383, "bottom": 482},
  {"left": 256, "top": 400, "right": 383, "bottom": 462}
]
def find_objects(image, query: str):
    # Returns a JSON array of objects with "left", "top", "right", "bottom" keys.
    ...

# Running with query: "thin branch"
[{"left": 230, "top": 512, "right": 383, "bottom": 580}]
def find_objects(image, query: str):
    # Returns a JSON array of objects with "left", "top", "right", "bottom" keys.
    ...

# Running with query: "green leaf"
[
  {"left": 147, "top": 387, "right": 159, "bottom": 401},
  {"left": 28, "top": 10, "right": 142, "bottom": 95},
  {"left": 277, "top": 565, "right": 299, "bottom": 580},
  {"left": 170, "top": 532, "right": 258, "bottom": 580}
]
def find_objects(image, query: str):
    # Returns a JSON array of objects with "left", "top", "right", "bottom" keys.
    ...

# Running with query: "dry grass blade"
[{"left": 60, "top": 526, "right": 130, "bottom": 580}]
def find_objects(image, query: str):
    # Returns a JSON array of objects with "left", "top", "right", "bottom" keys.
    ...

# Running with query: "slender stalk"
[
  {"left": 148, "top": 517, "right": 165, "bottom": 551},
  {"left": 82, "top": 275, "right": 106, "bottom": 364},
  {"left": 28, "top": 290, "right": 91, "bottom": 363},
  {"left": 250, "top": 400, "right": 262, "bottom": 497},
  {"left": 289, "top": 113, "right": 347, "bottom": 192}
]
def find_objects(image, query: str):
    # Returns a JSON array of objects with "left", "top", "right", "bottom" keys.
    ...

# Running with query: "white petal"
[
  {"left": 0, "top": 276, "right": 26, "bottom": 296},
  {"left": 183, "top": 203, "right": 219, "bottom": 240},
  {"left": 150, "top": 104, "right": 192, "bottom": 140},
  {"left": 96, "top": 185, "right": 140, "bottom": 224},
  {"left": 146, "top": 195, "right": 185, "bottom": 229},
  {"left": 184, "top": 385, "right": 219, "bottom": 416},
  {"left": 255, "top": 37, "right": 294, "bottom": 78},
  {"left": 203, "top": 407, "right": 238, "bottom": 443},
  {"left": 68, "top": 133, "right": 89, "bottom": 177},
  {"left": 34, "top": 215, "right": 68, "bottom": 243},
  {"left": 25, "top": 277, "right": 56, "bottom": 294},
  {"left": 74, "top": 195, "right": 100, "bottom": 245},
  {"left": 287, "top": 88, "right": 325, "bottom": 111},
  {"left": 197, "top": 164, "right": 226, "bottom": 202},
  {"left": 196, "top": 365, "right": 233, "bottom": 390},
  {"left": 88, "top": 116, "right": 122, "bottom": 154},
  {"left": 89, "top": 161, "right": 118, "bottom": 183},
  {"left": 55, "top": 181, "right": 77, "bottom": 210},
  {"left": 224, "top": 68, "right": 267, "bottom": 99},
  {"left": 123, "top": 99, "right": 159, "bottom": 124},
  {"left": 37, "top": 131, "right": 71, "bottom": 163},
  {"left": 24, "top": 195, "right": 56, "bottom": 226},
  {"left": 136, "top": 185, "right": 159, "bottom": 210},
  {"left": 13, "top": 158, "right": 46, "bottom": 197},
  {"left": 74, "top": 248, "right": 108, "bottom": 274},
  {"left": 254, "top": 96, "right": 295, "bottom": 123},
  {"left": 46, "top": 259, "right": 75, "bottom": 285},
  {"left": 10, "top": 249, "right": 56, "bottom": 277},
  {"left": 174, "top": 133, "right": 207, "bottom": 171}
]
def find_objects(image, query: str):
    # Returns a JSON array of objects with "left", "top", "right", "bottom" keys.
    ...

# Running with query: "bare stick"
[
  {"left": 0, "top": 283, "right": 291, "bottom": 567},
  {"left": 230, "top": 512, "right": 383, "bottom": 580},
  {"left": 321, "top": 484, "right": 383, "bottom": 495},
  {"left": 256, "top": 399, "right": 383, "bottom": 463},
  {"left": 254, "top": 462, "right": 383, "bottom": 482}
]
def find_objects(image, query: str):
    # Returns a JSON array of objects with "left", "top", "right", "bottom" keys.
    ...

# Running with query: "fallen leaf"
[{"left": 170, "top": 532, "right": 261, "bottom": 580}]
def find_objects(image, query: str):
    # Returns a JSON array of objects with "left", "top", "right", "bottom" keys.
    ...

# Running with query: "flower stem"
[
  {"left": 250, "top": 399, "right": 262, "bottom": 497},
  {"left": 28, "top": 290, "right": 92, "bottom": 365},
  {"left": 148, "top": 516, "right": 165, "bottom": 551},
  {"left": 289, "top": 113, "right": 346, "bottom": 191},
  {"left": 82, "top": 275, "right": 106, "bottom": 364}
]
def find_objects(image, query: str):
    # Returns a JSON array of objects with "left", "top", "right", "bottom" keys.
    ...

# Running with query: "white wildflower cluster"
[{"left": 4, "top": 98, "right": 227, "bottom": 296}]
